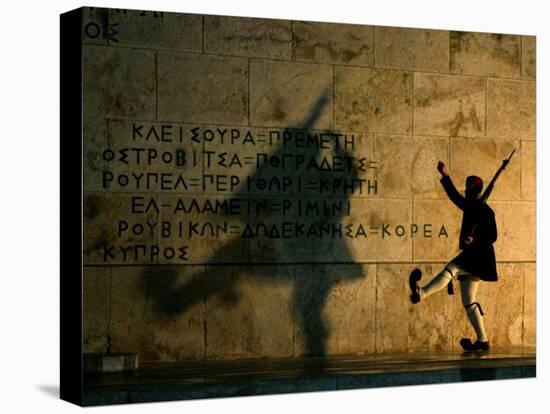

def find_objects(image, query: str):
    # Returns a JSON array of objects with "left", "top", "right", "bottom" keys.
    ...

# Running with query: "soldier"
[{"left": 409, "top": 161, "right": 498, "bottom": 352}]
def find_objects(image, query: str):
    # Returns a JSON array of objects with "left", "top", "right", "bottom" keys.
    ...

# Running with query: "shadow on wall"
[{"left": 140, "top": 89, "right": 367, "bottom": 357}]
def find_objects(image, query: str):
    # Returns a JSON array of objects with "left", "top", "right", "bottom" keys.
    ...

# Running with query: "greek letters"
[
  {"left": 88, "top": 121, "right": 453, "bottom": 265},
  {"left": 102, "top": 244, "right": 188, "bottom": 262}
]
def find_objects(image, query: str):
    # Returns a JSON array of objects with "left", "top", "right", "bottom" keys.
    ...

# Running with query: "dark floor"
[{"left": 83, "top": 347, "right": 536, "bottom": 406}]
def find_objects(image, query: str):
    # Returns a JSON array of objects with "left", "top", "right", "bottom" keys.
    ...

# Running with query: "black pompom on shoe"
[
  {"left": 409, "top": 268, "right": 422, "bottom": 304},
  {"left": 460, "top": 338, "right": 490, "bottom": 352}
]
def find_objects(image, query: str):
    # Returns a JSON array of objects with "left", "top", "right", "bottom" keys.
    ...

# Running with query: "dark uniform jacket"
[{"left": 440, "top": 175, "right": 498, "bottom": 282}]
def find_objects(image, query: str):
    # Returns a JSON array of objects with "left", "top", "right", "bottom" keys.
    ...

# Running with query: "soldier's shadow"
[{"left": 141, "top": 89, "right": 367, "bottom": 357}]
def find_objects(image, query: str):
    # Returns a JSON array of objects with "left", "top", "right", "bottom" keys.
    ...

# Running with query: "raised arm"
[{"left": 437, "top": 161, "right": 466, "bottom": 210}]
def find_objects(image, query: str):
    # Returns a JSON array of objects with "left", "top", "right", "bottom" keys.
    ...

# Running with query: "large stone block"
[
  {"left": 205, "top": 15, "right": 291, "bottom": 59},
  {"left": 521, "top": 140, "right": 536, "bottom": 200},
  {"left": 374, "top": 135, "right": 449, "bottom": 198},
  {"left": 450, "top": 138, "right": 521, "bottom": 200},
  {"left": 83, "top": 267, "right": 110, "bottom": 353},
  {"left": 522, "top": 36, "right": 536, "bottom": 80},
  {"left": 414, "top": 73, "right": 485, "bottom": 138},
  {"left": 524, "top": 262, "right": 536, "bottom": 347},
  {"left": 106, "top": 120, "right": 203, "bottom": 194},
  {"left": 450, "top": 31, "right": 521, "bottom": 78},
  {"left": 110, "top": 266, "right": 206, "bottom": 361},
  {"left": 486, "top": 79, "right": 536, "bottom": 141},
  {"left": 83, "top": 192, "right": 158, "bottom": 265},
  {"left": 205, "top": 266, "right": 294, "bottom": 359},
  {"left": 83, "top": 45, "right": 156, "bottom": 119},
  {"left": 491, "top": 201, "right": 536, "bottom": 262},
  {"left": 157, "top": 194, "right": 248, "bottom": 264},
  {"left": 199, "top": 125, "right": 368, "bottom": 198},
  {"left": 294, "top": 264, "right": 375, "bottom": 356},
  {"left": 277, "top": 131, "right": 375, "bottom": 198},
  {"left": 335, "top": 67, "right": 413, "bottom": 134},
  {"left": 376, "top": 263, "right": 453, "bottom": 353},
  {"left": 375, "top": 27, "right": 449, "bottom": 73},
  {"left": 107, "top": 9, "right": 202, "bottom": 51},
  {"left": 247, "top": 195, "right": 337, "bottom": 264},
  {"left": 158, "top": 52, "right": 248, "bottom": 125},
  {"left": 335, "top": 198, "right": 412, "bottom": 262},
  {"left": 451, "top": 263, "right": 524, "bottom": 349},
  {"left": 249, "top": 60, "right": 333, "bottom": 129},
  {"left": 413, "top": 200, "right": 462, "bottom": 262},
  {"left": 83, "top": 118, "right": 109, "bottom": 192},
  {"left": 202, "top": 126, "right": 280, "bottom": 197},
  {"left": 293, "top": 21, "right": 374, "bottom": 65}
]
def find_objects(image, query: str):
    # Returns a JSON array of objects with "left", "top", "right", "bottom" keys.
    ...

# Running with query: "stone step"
[{"left": 82, "top": 348, "right": 535, "bottom": 406}]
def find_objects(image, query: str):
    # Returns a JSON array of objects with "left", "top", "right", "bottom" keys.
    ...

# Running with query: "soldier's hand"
[{"left": 437, "top": 161, "right": 448, "bottom": 177}]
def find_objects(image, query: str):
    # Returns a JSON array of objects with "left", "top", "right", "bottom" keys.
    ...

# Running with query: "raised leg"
[{"left": 419, "top": 268, "right": 453, "bottom": 300}]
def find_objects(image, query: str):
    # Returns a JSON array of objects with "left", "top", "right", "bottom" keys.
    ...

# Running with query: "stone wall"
[{"left": 81, "top": 7, "right": 536, "bottom": 361}]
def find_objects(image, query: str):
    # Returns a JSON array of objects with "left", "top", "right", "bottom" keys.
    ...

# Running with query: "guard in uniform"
[{"left": 409, "top": 161, "right": 498, "bottom": 352}]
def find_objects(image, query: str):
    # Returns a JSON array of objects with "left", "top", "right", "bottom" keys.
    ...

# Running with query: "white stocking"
[
  {"left": 460, "top": 277, "right": 488, "bottom": 342},
  {"left": 420, "top": 268, "right": 452, "bottom": 299}
]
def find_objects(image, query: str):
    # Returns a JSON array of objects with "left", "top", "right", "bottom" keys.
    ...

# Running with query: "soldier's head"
[{"left": 465, "top": 175, "right": 483, "bottom": 200}]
